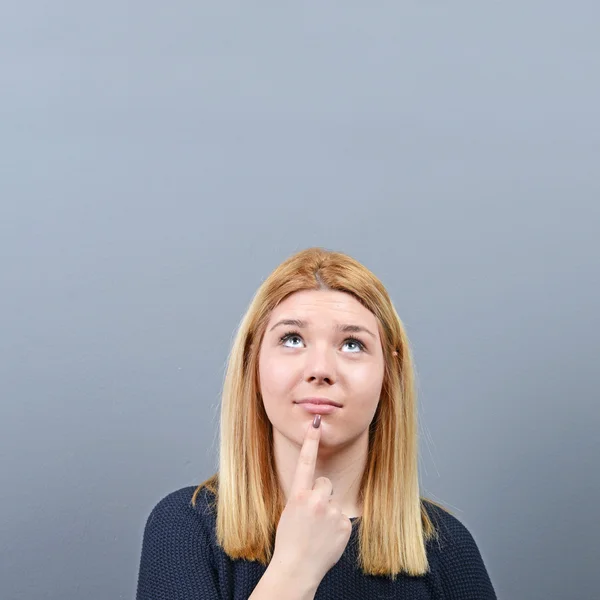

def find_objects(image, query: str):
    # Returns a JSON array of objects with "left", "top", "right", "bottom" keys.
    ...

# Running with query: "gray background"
[{"left": 1, "top": 2, "right": 598, "bottom": 599}]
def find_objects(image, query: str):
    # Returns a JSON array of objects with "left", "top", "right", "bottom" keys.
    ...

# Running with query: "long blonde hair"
[{"left": 192, "top": 247, "right": 449, "bottom": 578}]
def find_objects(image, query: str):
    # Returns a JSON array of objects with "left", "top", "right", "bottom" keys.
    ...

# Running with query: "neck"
[{"left": 272, "top": 427, "right": 369, "bottom": 518}]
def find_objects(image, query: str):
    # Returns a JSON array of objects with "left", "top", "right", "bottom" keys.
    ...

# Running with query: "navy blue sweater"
[{"left": 136, "top": 485, "right": 497, "bottom": 599}]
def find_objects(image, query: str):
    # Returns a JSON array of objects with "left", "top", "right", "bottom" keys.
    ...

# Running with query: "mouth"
[
  {"left": 295, "top": 403, "right": 340, "bottom": 415},
  {"left": 294, "top": 398, "right": 342, "bottom": 415}
]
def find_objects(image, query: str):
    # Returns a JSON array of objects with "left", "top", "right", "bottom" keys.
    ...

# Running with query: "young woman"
[{"left": 136, "top": 247, "right": 497, "bottom": 599}]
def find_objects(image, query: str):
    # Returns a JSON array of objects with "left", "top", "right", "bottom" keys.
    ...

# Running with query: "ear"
[{"left": 392, "top": 351, "right": 398, "bottom": 357}]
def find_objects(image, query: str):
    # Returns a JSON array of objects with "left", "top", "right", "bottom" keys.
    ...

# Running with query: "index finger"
[{"left": 289, "top": 415, "right": 322, "bottom": 497}]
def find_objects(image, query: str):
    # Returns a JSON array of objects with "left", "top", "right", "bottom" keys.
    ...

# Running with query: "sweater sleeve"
[
  {"left": 135, "top": 490, "right": 221, "bottom": 600},
  {"left": 433, "top": 509, "right": 497, "bottom": 600}
]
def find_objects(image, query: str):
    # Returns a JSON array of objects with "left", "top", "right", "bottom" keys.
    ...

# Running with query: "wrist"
[{"left": 266, "top": 555, "right": 320, "bottom": 596}]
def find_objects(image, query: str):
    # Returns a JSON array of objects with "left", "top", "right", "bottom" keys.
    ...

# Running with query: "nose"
[{"left": 304, "top": 344, "right": 337, "bottom": 385}]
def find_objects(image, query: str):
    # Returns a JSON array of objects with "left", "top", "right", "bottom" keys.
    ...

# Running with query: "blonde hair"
[{"left": 192, "top": 247, "right": 450, "bottom": 578}]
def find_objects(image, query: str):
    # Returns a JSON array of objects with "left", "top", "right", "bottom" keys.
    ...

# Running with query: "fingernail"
[{"left": 312, "top": 414, "right": 321, "bottom": 428}]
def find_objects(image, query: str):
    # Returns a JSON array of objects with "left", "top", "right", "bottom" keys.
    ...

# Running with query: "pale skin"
[
  {"left": 249, "top": 415, "right": 354, "bottom": 598},
  {"left": 258, "top": 289, "right": 385, "bottom": 519}
]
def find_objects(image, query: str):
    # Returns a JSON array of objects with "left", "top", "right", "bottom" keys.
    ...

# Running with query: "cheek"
[
  {"left": 259, "top": 353, "right": 295, "bottom": 396},
  {"left": 346, "top": 364, "right": 385, "bottom": 413},
  {"left": 350, "top": 362, "right": 384, "bottom": 391}
]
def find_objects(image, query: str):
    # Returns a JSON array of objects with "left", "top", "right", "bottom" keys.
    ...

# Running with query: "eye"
[
  {"left": 279, "top": 331, "right": 304, "bottom": 348},
  {"left": 342, "top": 338, "right": 365, "bottom": 353},
  {"left": 278, "top": 331, "right": 366, "bottom": 353}
]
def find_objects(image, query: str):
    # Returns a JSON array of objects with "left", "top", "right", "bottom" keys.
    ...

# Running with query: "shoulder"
[
  {"left": 136, "top": 486, "right": 222, "bottom": 598},
  {"left": 421, "top": 499, "right": 497, "bottom": 598},
  {"left": 421, "top": 499, "right": 479, "bottom": 551},
  {"left": 143, "top": 485, "right": 217, "bottom": 544}
]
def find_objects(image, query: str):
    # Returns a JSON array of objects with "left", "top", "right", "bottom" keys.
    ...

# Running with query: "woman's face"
[{"left": 258, "top": 289, "right": 385, "bottom": 451}]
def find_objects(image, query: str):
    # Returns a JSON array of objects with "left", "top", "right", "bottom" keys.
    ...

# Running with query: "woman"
[{"left": 136, "top": 247, "right": 497, "bottom": 599}]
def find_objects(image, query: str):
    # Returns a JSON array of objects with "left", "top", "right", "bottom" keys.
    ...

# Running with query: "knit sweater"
[{"left": 135, "top": 485, "right": 497, "bottom": 599}]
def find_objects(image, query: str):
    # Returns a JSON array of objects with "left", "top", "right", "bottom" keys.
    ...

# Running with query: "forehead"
[{"left": 268, "top": 289, "right": 378, "bottom": 328}]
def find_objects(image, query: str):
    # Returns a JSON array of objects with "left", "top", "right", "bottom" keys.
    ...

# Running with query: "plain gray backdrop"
[{"left": 1, "top": 2, "right": 598, "bottom": 599}]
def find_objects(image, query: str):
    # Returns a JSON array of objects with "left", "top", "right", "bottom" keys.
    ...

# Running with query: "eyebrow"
[{"left": 268, "top": 318, "right": 376, "bottom": 339}]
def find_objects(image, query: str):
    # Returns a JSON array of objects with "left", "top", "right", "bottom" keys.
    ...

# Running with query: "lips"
[
  {"left": 295, "top": 398, "right": 342, "bottom": 408},
  {"left": 295, "top": 402, "right": 340, "bottom": 415}
]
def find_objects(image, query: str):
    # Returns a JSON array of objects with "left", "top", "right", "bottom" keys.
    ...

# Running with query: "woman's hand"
[{"left": 270, "top": 415, "right": 353, "bottom": 587}]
